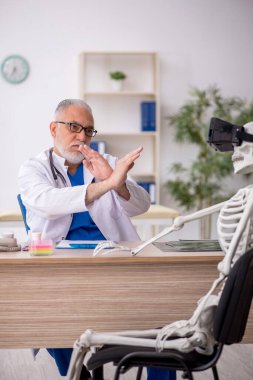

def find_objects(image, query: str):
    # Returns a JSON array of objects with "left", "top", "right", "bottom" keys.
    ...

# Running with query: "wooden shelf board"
[
  {"left": 95, "top": 132, "right": 157, "bottom": 137},
  {"left": 83, "top": 92, "right": 156, "bottom": 96}
]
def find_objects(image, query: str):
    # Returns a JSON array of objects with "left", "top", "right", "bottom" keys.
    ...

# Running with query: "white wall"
[{"left": 1, "top": 0, "right": 253, "bottom": 238}]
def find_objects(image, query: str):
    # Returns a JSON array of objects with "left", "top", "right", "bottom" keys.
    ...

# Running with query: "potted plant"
[
  {"left": 165, "top": 85, "right": 253, "bottom": 239},
  {"left": 109, "top": 71, "right": 127, "bottom": 91}
]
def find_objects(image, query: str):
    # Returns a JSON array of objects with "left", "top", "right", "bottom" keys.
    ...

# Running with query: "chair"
[
  {"left": 17, "top": 194, "right": 30, "bottom": 233},
  {"left": 86, "top": 249, "right": 253, "bottom": 380}
]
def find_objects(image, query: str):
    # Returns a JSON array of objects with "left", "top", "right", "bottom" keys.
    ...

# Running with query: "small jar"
[{"left": 29, "top": 232, "right": 53, "bottom": 256}]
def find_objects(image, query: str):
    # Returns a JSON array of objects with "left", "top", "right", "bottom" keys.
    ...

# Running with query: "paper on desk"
[
  {"left": 55, "top": 240, "right": 104, "bottom": 249},
  {"left": 153, "top": 240, "right": 222, "bottom": 252}
]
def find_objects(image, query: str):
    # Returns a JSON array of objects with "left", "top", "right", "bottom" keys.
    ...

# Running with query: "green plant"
[
  {"left": 109, "top": 71, "right": 127, "bottom": 80},
  {"left": 166, "top": 85, "right": 253, "bottom": 239}
]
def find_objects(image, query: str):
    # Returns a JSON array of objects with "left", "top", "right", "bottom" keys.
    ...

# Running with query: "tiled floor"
[{"left": 1, "top": 344, "right": 253, "bottom": 380}]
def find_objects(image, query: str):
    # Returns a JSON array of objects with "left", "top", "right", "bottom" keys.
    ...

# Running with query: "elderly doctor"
[
  {"left": 18, "top": 99, "right": 151, "bottom": 378},
  {"left": 18, "top": 99, "right": 151, "bottom": 243}
]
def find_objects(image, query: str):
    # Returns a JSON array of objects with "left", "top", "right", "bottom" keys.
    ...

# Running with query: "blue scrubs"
[
  {"left": 147, "top": 368, "right": 176, "bottom": 380},
  {"left": 65, "top": 164, "right": 105, "bottom": 241}
]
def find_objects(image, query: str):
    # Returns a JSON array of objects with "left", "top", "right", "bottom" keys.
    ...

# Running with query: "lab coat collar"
[{"left": 51, "top": 150, "right": 68, "bottom": 170}]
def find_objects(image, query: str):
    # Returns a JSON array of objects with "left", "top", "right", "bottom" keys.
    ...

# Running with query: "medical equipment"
[
  {"left": 49, "top": 143, "right": 86, "bottom": 185},
  {"left": 49, "top": 148, "right": 67, "bottom": 185}
]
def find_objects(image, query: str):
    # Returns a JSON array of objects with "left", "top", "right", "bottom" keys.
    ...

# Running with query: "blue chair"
[{"left": 17, "top": 194, "right": 30, "bottom": 234}]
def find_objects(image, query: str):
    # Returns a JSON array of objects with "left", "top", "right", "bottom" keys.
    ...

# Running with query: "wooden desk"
[{"left": 0, "top": 244, "right": 252, "bottom": 348}]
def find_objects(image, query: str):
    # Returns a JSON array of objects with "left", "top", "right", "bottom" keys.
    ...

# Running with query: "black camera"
[{"left": 207, "top": 117, "right": 253, "bottom": 152}]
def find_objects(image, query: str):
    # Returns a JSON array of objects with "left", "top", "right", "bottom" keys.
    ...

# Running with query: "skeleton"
[{"left": 67, "top": 121, "right": 253, "bottom": 380}]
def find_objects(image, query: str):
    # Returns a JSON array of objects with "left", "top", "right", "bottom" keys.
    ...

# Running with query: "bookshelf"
[{"left": 79, "top": 52, "right": 160, "bottom": 203}]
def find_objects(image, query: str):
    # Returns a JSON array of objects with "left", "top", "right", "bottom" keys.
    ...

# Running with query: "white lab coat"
[{"left": 18, "top": 149, "right": 150, "bottom": 243}]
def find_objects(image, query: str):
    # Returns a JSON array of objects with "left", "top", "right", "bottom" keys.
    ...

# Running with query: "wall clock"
[{"left": 1, "top": 55, "right": 30, "bottom": 84}]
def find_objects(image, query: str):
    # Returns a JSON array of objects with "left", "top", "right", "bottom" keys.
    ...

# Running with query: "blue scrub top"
[{"left": 66, "top": 163, "right": 105, "bottom": 241}]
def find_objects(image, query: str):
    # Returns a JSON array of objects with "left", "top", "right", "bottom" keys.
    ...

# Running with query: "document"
[
  {"left": 56, "top": 240, "right": 103, "bottom": 249},
  {"left": 153, "top": 240, "right": 222, "bottom": 252}
]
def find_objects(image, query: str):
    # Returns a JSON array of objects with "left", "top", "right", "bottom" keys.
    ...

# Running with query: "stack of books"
[{"left": 141, "top": 101, "right": 156, "bottom": 131}]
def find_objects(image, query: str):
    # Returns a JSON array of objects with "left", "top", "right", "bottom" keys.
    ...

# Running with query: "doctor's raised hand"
[
  {"left": 79, "top": 144, "right": 142, "bottom": 181},
  {"left": 79, "top": 143, "right": 144, "bottom": 204},
  {"left": 107, "top": 146, "right": 143, "bottom": 192}
]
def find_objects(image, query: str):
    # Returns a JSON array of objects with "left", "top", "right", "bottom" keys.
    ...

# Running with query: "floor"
[{"left": 1, "top": 344, "right": 253, "bottom": 380}]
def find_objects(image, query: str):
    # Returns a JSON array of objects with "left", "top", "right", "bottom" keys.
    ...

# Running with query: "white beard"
[{"left": 56, "top": 143, "right": 85, "bottom": 164}]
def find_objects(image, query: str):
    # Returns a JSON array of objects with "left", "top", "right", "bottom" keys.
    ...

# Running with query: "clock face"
[{"left": 1, "top": 55, "right": 30, "bottom": 84}]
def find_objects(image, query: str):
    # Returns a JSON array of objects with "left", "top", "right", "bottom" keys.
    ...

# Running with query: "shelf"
[
  {"left": 80, "top": 52, "right": 158, "bottom": 94},
  {"left": 80, "top": 51, "right": 157, "bottom": 56},
  {"left": 79, "top": 51, "right": 160, "bottom": 202},
  {"left": 83, "top": 92, "right": 156, "bottom": 97},
  {"left": 131, "top": 172, "right": 157, "bottom": 178},
  {"left": 94, "top": 132, "right": 157, "bottom": 137}
]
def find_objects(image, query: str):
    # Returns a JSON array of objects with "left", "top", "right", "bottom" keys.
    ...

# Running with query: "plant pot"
[{"left": 111, "top": 79, "right": 124, "bottom": 92}]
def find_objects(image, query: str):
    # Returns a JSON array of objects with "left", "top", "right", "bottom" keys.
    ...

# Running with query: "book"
[
  {"left": 149, "top": 183, "right": 156, "bottom": 204},
  {"left": 90, "top": 141, "right": 106, "bottom": 154},
  {"left": 138, "top": 182, "right": 156, "bottom": 204},
  {"left": 141, "top": 101, "right": 156, "bottom": 131}
]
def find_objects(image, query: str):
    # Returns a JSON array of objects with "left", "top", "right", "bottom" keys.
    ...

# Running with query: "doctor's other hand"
[
  {"left": 79, "top": 144, "right": 113, "bottom": 180},
  {"left": 108, "top": 146, "right": 143, "bottom": 191},
  {"left": 84, "top": 146, "right": 143, "bottom": 204}
]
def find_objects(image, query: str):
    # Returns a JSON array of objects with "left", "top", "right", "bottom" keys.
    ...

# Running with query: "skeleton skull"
[{"left": 232, "top": 121, "right": 253, "bottom": 174}]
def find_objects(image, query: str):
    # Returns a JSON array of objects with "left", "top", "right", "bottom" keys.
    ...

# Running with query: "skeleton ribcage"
[{"left": 217, "top": 187, "right": 253, "bottom": 259}]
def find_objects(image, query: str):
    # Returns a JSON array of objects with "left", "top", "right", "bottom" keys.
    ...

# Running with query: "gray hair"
[{"left": 54, "top": 99, "right": 93, "bottom": 118}]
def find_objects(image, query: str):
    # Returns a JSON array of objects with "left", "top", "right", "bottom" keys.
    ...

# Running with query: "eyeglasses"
[{"left": 55, "top": 121, "right": 97, "bottom": 137}]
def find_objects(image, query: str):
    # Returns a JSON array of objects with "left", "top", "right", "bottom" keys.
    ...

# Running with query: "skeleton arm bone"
[
  {"left": 132, "top": 201, "right": 226, "bottom": 255},
  {"left": 93, "top": 202, "right": 225, "bottom": 256}
]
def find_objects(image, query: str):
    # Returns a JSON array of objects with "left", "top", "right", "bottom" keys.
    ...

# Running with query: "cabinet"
[{"left": 79, "top": 52, "right": 160, "bottom": 203}]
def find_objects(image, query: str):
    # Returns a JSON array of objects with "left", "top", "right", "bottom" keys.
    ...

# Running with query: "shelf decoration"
[{"left": 109, "top": 71, "right": 127, "bottom": 91}]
